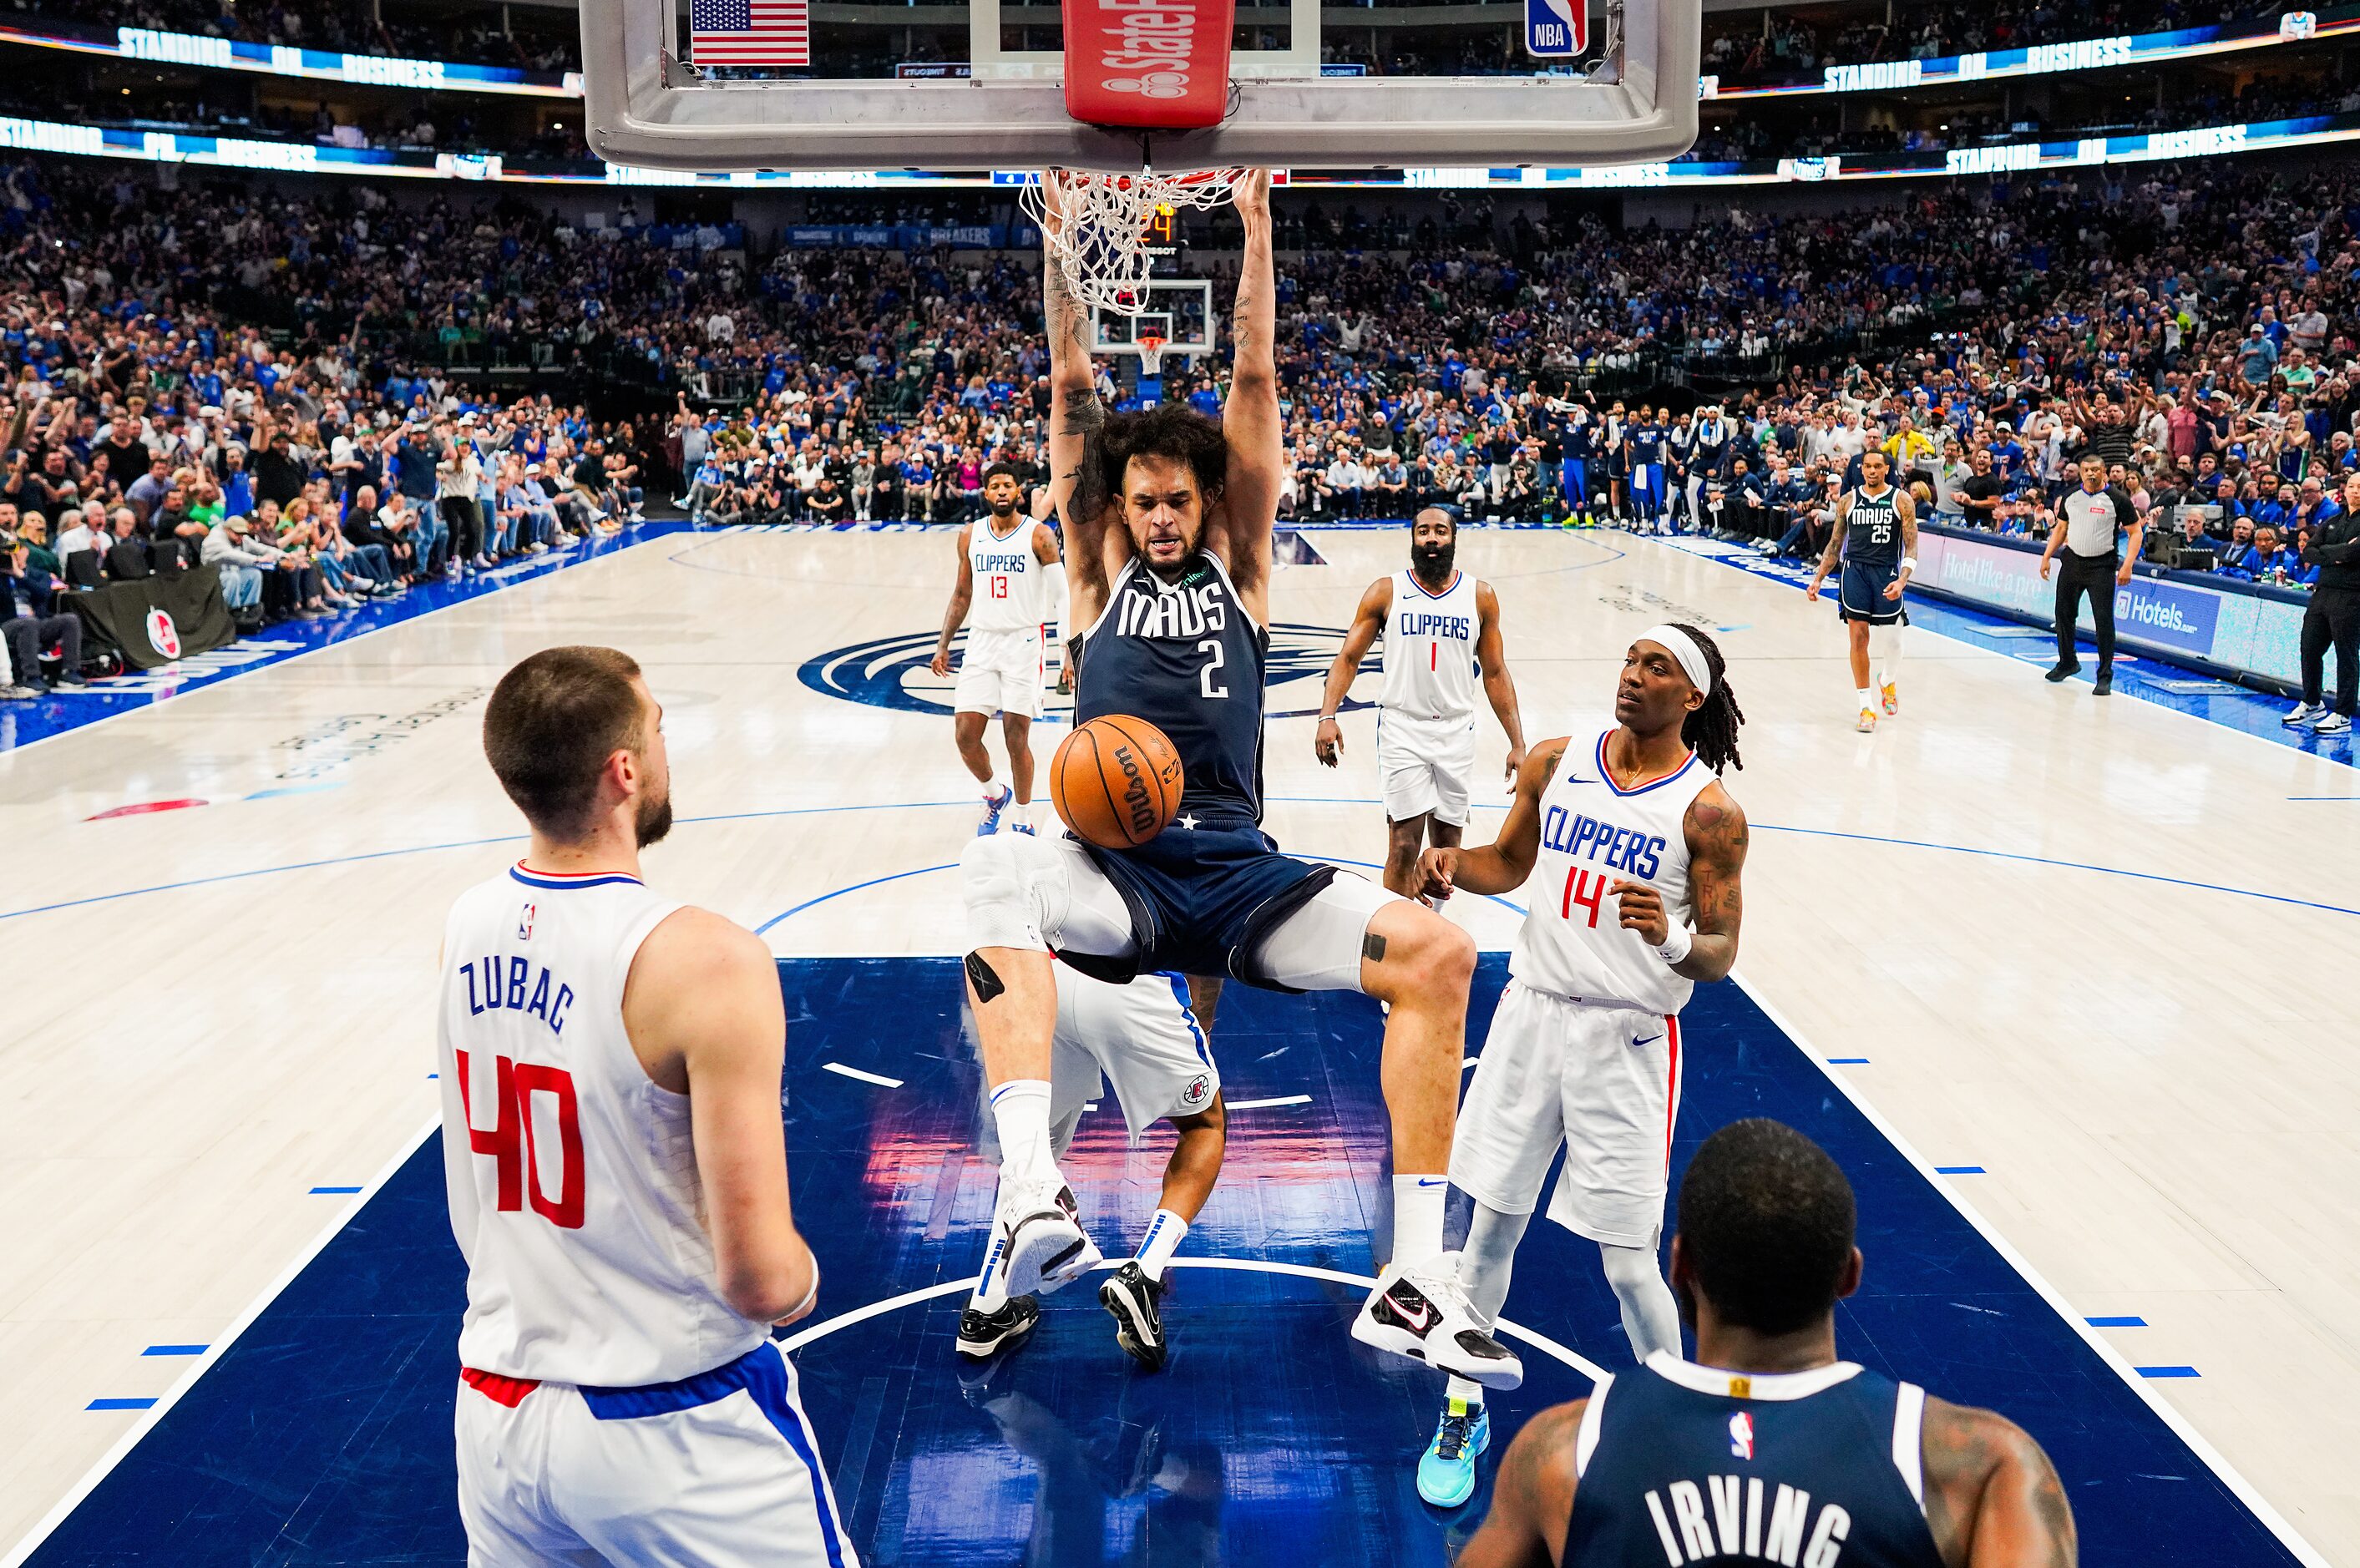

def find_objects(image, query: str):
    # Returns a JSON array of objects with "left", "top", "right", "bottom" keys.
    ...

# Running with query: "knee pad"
[
  {"left": 1598, "top": 1240, "right": 1664, "bottom": 1297},
  {"left": 960, "top": 832, "right": 1054, "bottom": 953}
]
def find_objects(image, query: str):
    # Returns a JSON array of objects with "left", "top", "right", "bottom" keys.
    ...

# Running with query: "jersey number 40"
[{"left": 457, "top": 1050, "right": 585, "bottom": 1229}]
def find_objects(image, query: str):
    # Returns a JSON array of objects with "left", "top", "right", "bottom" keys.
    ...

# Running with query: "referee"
[{"left": 2038, "top": 453, "right": 2141, "bottom": 695}]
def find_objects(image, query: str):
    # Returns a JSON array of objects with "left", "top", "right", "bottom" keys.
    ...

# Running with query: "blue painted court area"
[
  {"left": 0, "top": 523, "right": 689, "bottom": 756},
  {"left": 19, "top": 957, "right": 2299, "bottom": 1565}
]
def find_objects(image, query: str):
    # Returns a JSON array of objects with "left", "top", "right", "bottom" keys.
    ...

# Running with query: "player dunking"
[
  {"left": 1314, "top": 505, "right": 1527, "bottom": 898},
  {"left": 1411, "top": 625, "right": 1747, "bottom": 1509},
  {"left": 1805, "top": 448, "right": 1914, "bottom": 733},
  {"left": 933, "top": 463, "right": 1070, "bottom": 834},
  {"left": 440, "top": 647, "right": 852, "bottom": 1565},
  {"left": 956, "top": 169, "right": 1517, "bottom": 1389},
  {"left": 960, "top": 963, "right": 1224, "bottom": 1371},
  {"left": 1460, "top": 1119, "right": 2078, "bottom": 1568}
]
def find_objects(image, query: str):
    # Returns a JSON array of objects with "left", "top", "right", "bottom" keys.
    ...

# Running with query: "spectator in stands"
[{"left": 2, "top": 529, "right": 86, "bottom": 697}]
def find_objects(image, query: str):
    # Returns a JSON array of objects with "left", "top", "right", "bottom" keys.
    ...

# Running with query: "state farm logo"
[
  {"left": 1096, "top": 0, "right": 1198, "bottom": 98},
  {"left": 144, "top": 608, "right": 181, "bottom": 660}
]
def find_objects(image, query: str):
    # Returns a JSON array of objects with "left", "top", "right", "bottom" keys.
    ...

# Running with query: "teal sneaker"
[{"left": 1415, "top": 1399, "right": 1491, "bottom": 1508}]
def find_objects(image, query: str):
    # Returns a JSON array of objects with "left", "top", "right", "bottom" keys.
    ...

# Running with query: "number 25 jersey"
[
  {"left": 437, "top": 863, "right": 767, "bottom": 1387},
  {"left": 1511, "top": 729, "right": 1713, "bottom": 1016}
]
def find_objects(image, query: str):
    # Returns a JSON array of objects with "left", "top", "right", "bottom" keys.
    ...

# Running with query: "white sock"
[
  {"left": 1134, "top": 1208, "right": 1188, "bottom": 1280},
  {"left": 1856, "top": 686, "right": 1874, "bottom": 711},
  {"left": 1391, "top": 1174, "right": 1448, "bottom": 1272},
  {"left": 990, "top": 1080, "right": 1056, "bottom": 1184},
  {"left": 1599, "top": 1242, "right": 1682, "bottom": 1360},
  {"left": 981, "top": 772, "right": 1004, "bottom": 801},
  {"left": 1446, "top": 1374, "right": 1487, "bottom": 1409}
]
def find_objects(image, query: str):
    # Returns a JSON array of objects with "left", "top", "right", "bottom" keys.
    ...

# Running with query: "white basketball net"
[{"left": 1021, "top": 167, "right": 1244, "bottom": 318}]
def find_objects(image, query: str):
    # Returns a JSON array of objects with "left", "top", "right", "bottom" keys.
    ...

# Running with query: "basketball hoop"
[
  {"left": 1137, "top": 334, "right": 1168, "bottom": 377},
  {"left": 1023, "top": 167, "right": 1244, "bottom": 318}
]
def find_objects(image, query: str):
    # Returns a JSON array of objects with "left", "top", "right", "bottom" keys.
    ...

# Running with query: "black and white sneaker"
[
  {"left": 955, "top": 1293, "right": 1040, "bottom": 1359},
  {"left": 1100, "top": 1262, "right": 1168, "bottom": 1371},
  {"left": 990, "top": 1170, "right": 1102, "bottom": 1297},
  {"left": 1350, "top": 1259, "right": 1523, "bottom": 1389}
]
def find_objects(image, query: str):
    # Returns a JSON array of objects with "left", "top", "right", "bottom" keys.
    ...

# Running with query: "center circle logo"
[
  {"left": 145, "top": 608, "right": 182, "bottom": 660},
  {"left": 798, "top": 625, "right": 1377, "bottom": 722}
]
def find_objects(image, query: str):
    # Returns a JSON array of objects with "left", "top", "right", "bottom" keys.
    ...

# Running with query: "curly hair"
[{"left": 1098, "top": 402, "right": 1228, "bottom": 509}]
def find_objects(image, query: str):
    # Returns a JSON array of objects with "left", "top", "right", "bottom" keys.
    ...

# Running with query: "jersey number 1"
[
  {"left": 457, "top": 1050, "right": 585, "bottom": 1228},
  {"left": 1561, "top": 866, "right": 1606, "bottom": 928}
]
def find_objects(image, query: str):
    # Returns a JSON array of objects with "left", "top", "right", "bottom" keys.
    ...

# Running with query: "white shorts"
[
  {"left": 1047, "top": 967, "right": 1219, "bottom": 1150},
  {"left": 954, "top": 627, "right": 1045, "bottom": 719},
  {"left": 1377, "top": 711, "right": 1477, "bottom": 827},
  {"left": 1449, "top": 981, "right": 1683, "bottom": 1248},
  {"left": 454, "top": 1343, "right": 856, "bottom": 1568}
]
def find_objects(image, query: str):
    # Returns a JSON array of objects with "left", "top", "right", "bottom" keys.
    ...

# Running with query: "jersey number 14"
[
  {"left": 1561, "top": 866, "right": 1608, "bottom": 928},
  {"left": 457, "top": 1050, "right": 585, "bottom": 1229}
]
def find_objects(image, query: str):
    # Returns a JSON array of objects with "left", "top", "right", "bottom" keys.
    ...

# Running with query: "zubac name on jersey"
[
  {"left": 1542, "top": 802, "right": 1668, "bottom": 881},
  {"left": 1641, "top": 1469, "right": 1856, "bottom": 1566},
  {"left": 1397, "top": 608, "right": 1471, "bottom": 641},
  {"left": 458, "top": 952, "right": 575, "bottom": 1038}
]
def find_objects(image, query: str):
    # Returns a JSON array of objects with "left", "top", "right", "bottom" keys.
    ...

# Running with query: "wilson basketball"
[{"left": 1052, "top": 716, "right": 1185, "bottom": 849}]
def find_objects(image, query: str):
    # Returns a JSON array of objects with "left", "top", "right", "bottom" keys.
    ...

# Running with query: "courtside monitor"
[{"left": 579, "top": 0, "right": 1699, "bottom": 174}]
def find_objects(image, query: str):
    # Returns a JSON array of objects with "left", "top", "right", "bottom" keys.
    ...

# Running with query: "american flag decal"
[{"left": 689, "top": 0, "right": 811, "bottom": 67}]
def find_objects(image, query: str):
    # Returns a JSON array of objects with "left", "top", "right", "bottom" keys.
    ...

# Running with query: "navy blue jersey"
[
  {"left": 1078, "top": 553, "right": 1270, "bottom": 823},
  {"left": 1569, "top": 1356, "right": 1944, "bottom": 1568},
  {"left": 1841, "top": 485, "right": 1904, "bottom": 569}
]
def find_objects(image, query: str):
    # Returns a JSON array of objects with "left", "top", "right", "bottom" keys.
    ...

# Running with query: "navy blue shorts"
[
  {"left": 1838, "top": 559, "right": 1908, "bottom": 625},
  {"left": 1062, "top": 816, "right": 1336, "bottom": 992}
]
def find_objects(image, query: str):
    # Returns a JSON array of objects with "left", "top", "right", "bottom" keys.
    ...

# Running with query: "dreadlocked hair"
[{"left": 1670, "top": 622, "right": 1745, "bottom": 773}]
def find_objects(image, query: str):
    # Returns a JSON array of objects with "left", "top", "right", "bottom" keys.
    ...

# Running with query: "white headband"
[{"left": 1638, "top": 625, "right": 1713, "bottom": 697}]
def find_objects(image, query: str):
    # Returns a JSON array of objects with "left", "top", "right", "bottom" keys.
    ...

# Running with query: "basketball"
[{"left": 1051, "top": 716, "right": 1185, "bottom": 848}]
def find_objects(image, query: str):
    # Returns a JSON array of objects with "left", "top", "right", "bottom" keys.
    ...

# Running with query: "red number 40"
[
  {"left": 1561, "top": 867, "right": 1608, "bottom": 928},
  {"left": 457, "top": 1050, "right": 585, "bottom": 1228}
]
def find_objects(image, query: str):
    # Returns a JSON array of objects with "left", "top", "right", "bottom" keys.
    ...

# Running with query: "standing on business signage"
[
  {"left": 2285, "top": 472, "right": 2360, "bottom": 735},
  {"left": 2038, "top": 453, "right": 2142, "bottom": 695}
]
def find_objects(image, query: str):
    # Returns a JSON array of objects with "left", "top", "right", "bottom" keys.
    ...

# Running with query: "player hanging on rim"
[
  {"left": 959, "top": 962, "right": 1224, "bottom": 1371},
  {"left": 956, "top": 169, "right": 1517, "bottom": 1390},
  {"left": 1805, "top": 448, "right": 1915, "bottom": 733},
  {"left": 932, "top": 463, "right": 1070, "bottom": 835},
  {"left": 1411, "top": 625, "right": 1747, "bottom": 1509},
  {"left": 1313, "top": 505, "right": 1528, "bottom": 898}
]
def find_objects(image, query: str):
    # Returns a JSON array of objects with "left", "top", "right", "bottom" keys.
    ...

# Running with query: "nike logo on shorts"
[{"left": 1633, "top": 1034, "right": 1664, "bottom": 1049}]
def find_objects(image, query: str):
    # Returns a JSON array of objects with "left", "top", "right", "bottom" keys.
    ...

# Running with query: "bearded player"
[
  {"left": 955, "top": 169, "right": 1517, "bottom": 1390},
  {"left": 1314, "top": 505, "right": 1528, "bottom": 898},
  {"left": 932, "top": 463, "right": 1070, "bottom": 834},
  {"left": 1409, "top": 625, "right": 1748, "bottom": 1507}
]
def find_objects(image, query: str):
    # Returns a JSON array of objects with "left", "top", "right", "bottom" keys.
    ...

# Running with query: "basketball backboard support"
[
  {"left": 579, "top": 0, "right": 1699, "bottom": 175},
  {"left": 1091, "top": 280, "right": 1215, "bottom": 378}
]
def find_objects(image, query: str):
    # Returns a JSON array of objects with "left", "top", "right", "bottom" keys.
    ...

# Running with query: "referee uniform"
[{"left": 2049, "top": 482, "right": 2139, "bottom": 687}]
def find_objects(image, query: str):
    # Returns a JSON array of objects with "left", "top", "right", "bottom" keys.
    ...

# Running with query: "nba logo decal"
[
  {"left": 518, "top": 903, "right": 537, "bottom": 941},
  {"left": 1524, "top": 0, "right": 1583, "bottom": 58},
  {"left": 1729, "top": 1411, "right": 1755, "bottom": 1460},
  {"left": 144, "top": 608, "right": 181, "bottom": 660},
  {"left": 1182, "top": 1073, "right": 1211, "bottom": 1109}
]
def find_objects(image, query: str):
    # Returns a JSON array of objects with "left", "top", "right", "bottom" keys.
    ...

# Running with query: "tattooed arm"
[
  {"left": 1891, "top": 483, "right": 1918, "bottom": 599},
  {"left": 1612, "top": 781, "right": 1745, "bottom": 982},
  {"left": 1041, "top": 177, "right": 1115, "bottom": 627},
  {"left": 1921, "top": 1398, "right": 2079, "bottom": 1568},
  {"left": 1456, "top": 1400, "right": 1585, "bottom": 1568},
  {"left": 1805, "top": 489, "right": 1851, "bottom": 601},
  {"left": 1419, "top": 738, "right": 1567, "bottom": 899}
]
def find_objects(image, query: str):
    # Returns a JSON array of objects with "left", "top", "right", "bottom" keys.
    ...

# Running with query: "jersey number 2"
[
  {"left": 1198, "top": 638, "right": 1228, "bottom": 699},
  {"left": 457, "top": 1050, "right": 585, "bottom": 1228}
]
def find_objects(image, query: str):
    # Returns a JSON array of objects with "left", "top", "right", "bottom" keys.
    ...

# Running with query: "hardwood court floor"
[{"left": 0, "top": 524, "right": 2353, "bottom": 1562}]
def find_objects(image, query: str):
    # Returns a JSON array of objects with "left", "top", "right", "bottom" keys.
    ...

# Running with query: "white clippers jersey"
[
  {"left": 438, "top": 863, "right": 767, "bottom": 1387},
  {"left": 968, "top": 518, "right": 1049, "bottom": 632},
  {"left": 1379, "top": 569, "right": 1480, "bottom": 722},
  {"left": 1509, "top": 728, "right": 1714, "bottom": 1015}
]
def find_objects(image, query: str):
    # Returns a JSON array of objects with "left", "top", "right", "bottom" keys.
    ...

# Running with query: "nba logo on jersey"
[
  {"left": 1729, "top": 1411, "right": 1755, "bottom": 1460},
  {"left": 517, "top": 903, "right": 537, "bottom": 941}
]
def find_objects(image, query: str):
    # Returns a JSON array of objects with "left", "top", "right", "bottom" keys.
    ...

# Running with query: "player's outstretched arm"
[
  {"left": 1041, "top": 177, "right": 1115, "bottom": 616},
  {"left": 1456, "top": 1399, "right": 1585, "bottom": 1568},
  {"left": 1314, "top": 576, "right": 1391, "bottom": 766},
  {"left": 1474, "top": 580, "right": 1528, "bottom": 779},
  {"left": 931, "top": 523, "right": 975, "bottom": 678},
  {"left": 1614, "top": 780, "right": 1745, "bottom": 983},
  {"left": 1921, "top": 1398, "right": 2079, "bottom": 1568},
  {"left": 1220, "top": 170, "right": 1282, "bottom": 615},
  {"left": 1420, "top": 736, "right": 1564, "bottom": 899},
  {"left": 626, "top": 907, "right": 818, "bottom": 1326}
]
